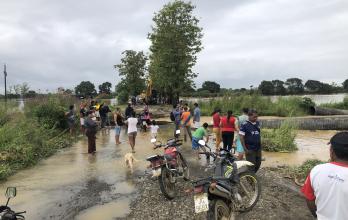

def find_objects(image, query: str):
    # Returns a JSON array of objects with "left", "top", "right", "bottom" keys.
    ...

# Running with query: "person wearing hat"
[{"left": 301, "top": 131, "right": 348, "bottom": 220}]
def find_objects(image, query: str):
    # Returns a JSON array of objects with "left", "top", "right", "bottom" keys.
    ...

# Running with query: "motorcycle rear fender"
[{"left": 235, "top": 161, "right": 254, "bottom": 174}]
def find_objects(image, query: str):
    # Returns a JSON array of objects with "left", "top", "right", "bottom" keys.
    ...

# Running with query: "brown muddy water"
[{"left": 0, "top": 125, "right": 335, "bottom": 219}]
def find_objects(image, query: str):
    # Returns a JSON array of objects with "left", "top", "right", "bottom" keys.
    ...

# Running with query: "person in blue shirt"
[
  {"left": 239, "top": 109, "right": 261, "bottom": 172},
  {"left": 172, "top": 104, "right": 181, "bottom": 137}
]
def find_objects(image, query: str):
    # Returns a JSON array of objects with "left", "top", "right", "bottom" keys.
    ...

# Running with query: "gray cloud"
[{"left": 0, "top": 0, "right": 347, "bottom": 93}]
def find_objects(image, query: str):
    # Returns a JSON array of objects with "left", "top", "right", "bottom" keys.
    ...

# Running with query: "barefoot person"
[
  {"left": 220, "top": 110, "right": 236, "bottom": 152},
  {"left": 126, "top": 111, "right": 138, "bottom": 153},
  {"left": 235, "top": 108, "right": 249, "bottom": 159},
  {"left": 191, "top": 123, "right": 209, "bottom": 160},
  {"left": 84, "top": 111, "right": 98, "bottom": 154},
  {"left": 302, "top": 132, "right": 348, "bottom": 220},
  {"left": 181, "top": 107, "right": 192, "bottom": 142},
  {"left": 114, "top": 107, "right": 123, "bottom": 145}
]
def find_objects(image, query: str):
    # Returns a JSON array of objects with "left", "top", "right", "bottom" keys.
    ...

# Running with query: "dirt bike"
[
  {"left": 146, "top": 131, "right": 190, "bottom": 200},
  {"left": 0, "top": 187, "right": 26, "bottom": 220},
  {"left": 192, "top": 140, "right": 261, "bottom": 220}
]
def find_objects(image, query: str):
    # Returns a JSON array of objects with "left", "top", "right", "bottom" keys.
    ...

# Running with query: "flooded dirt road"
[
  {"left": 0, "top": 128, "right": 154, "bottom": 220},
  {"left": 0, "top": 125, "right": 334, "bottom": 219}
]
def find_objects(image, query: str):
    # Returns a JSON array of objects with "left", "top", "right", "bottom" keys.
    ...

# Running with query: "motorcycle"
[
  {"left": 192, "top": 140, "right": 261, "bottom": 219},
  {"left": 146, "top": 130, "right": 190, "bottom": 200},
  {"left": 0, "top": 187, "right": 26, "bottom": 220}
]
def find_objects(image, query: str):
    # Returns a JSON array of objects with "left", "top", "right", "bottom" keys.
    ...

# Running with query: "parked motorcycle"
[
  {"left": 192, "top": 140, "right": 261, "bottom": 219},
  {"left": 0, "top": 187, "right": 26, "bottom": 220},
  {"left": 146, "top": 131, "right": 190, "bottom": 200}
]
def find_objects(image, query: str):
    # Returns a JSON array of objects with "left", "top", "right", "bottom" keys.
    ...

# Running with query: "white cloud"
[{"left": 0, "top": 0, "right": 347, "bottom": 92}]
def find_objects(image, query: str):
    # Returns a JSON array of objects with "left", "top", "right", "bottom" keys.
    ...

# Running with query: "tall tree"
[
  {"left": 202, "top": 81, "right": 221, "bottom": 93},
  {"left": 98, "top": 82, "right": 112, "bottom": 94},
  {"left": 258, "top": 81, "right": 274, "bottom": 95},
  {"left": 75, "top": 81, "right": 96, "bottom": 97},
  {"left": 343, "top": 79, "right": 348, "bottom": 92},
  {"left": 285, "top": 78, "right": 304, "bottom": 94},
  {"left": 148, "top": 0, "right": 203, "bottom": 104},
  {"left": 271, "top": 80, "right": 286, "bottom": 95},
  {"left": 115, "top": 50, "right": 147, "bottom": 97}
]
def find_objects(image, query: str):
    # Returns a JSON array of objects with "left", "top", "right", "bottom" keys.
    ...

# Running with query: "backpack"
[{"left": 170, "top": 111, "right": 175, "bottom": 121}]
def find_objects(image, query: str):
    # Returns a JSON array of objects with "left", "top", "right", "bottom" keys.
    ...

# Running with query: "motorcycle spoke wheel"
[{"left": 237, "top": 172, "right": 260, "bottom": 212}]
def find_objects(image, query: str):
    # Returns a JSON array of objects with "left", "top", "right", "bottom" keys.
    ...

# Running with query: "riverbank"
[{"left": 125, "top": 168, "right": 313, "bottom": 220}]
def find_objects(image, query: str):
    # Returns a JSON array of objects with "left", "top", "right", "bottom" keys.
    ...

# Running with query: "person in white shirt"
[
  {"left": 126, "top": 111, "right": 138, "bottom": 153},
  {"left": 301, "top": 131, "right": 348, "bottom": 220},
  {"left": 150, "top": 120, "right": 159, "bottom": 139}
]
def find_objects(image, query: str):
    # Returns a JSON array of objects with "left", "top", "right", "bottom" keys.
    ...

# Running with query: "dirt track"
[{"left": 126, "top": 166, "right": 314, "bottom": 220}]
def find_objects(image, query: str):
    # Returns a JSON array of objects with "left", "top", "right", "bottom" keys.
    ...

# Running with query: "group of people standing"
[{"left": 211, "top": 107, "right": 261, "bottom": 172}]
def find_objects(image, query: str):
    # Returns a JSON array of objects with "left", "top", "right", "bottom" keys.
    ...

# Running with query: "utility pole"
[{"left": 3, "top": 64, "right": 7, "bottom": 102}]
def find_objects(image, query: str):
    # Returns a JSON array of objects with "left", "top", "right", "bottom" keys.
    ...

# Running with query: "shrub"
[
  {"left": 197, "top": 93, "right": 308, "bottom": 117},
  {"left": 262, "top": 119, "right": 298, "bottom": 152},
  {"left": 320, "top": 96, "right": 348, "bottom": 110}
]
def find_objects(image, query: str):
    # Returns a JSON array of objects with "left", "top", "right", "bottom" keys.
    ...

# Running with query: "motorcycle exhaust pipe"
[{"left": 209, "top": 184, "right": 231, "bottom": 200}]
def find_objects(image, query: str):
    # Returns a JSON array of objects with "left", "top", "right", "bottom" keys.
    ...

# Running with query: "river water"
[{"left": 0, "top": 126, "right": 335, "bottom": 219}]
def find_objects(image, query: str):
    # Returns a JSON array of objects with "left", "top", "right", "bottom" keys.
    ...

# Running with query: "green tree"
[
  {"left": 148, "top": 0, "right": 203, "bottom": 104},
  {"left": 285, "top": 78, "right": 304, "bottom": 94},
  {"left": 258, "top": 81, "right": 274, "bottom": 95},
  {"left": 201, "top": 81, "right": 221, "bottom": 93},
  {"left": 98, "top": 82, "right": 112, "bottom": 94},
  {"left": 114, "top": 50, "right": 147, "bottom": 99},
  {"left": 75, "top": 81, "right": 96, "bottom": 97},
  {"left": 305, "top": 80, "right": 323, "bottom": 93},
  {"left": 271, "top": 80, "right": 286, "bottom": 95},
  {"left": 343, "top": 79, "right": 348, "bottom": 92}
]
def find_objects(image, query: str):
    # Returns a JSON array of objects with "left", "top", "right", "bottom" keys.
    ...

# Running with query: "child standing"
[{"left": 150, "top": 120, "right": 159, "bottom": 139}]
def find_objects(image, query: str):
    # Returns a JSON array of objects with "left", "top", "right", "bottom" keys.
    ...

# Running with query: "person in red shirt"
[
  {"left": 212, "top": 108, "right": 222, "bottom": 152},
  {"left": 220, "top": 110, "right": 236, "bottom": 152},
  {"left": 301, "top": 132, "right": 348, "bottom": 220}
]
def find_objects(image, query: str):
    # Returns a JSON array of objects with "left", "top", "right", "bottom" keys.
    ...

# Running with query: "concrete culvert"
[{"left": 309, "top": 106, "right": 348, "bottom": 116}]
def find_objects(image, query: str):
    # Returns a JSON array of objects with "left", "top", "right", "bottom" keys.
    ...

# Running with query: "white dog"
[{"left": 124, "top": 153, "right": 139, "bottom": 174}]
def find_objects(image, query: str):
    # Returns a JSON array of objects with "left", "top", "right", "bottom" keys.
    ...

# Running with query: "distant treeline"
[{"left": 185, "top": 78, "right": 348, "bottom": 97}]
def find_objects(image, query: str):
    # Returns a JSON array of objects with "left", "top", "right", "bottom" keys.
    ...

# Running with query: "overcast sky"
[{"left": 0, "top": 0, "right": 347, "bottom": 93}]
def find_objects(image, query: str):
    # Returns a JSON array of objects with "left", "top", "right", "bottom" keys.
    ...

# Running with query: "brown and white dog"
[{"left": 124, "top": 153, "right": 139, "bottom": 174}]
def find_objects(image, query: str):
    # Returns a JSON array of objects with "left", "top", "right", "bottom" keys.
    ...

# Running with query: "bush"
[
  {"left": 25, "top": 95, "right": 78, "bottom": 130},
  {"left": 0, "top": 116, "right": 73, "bottom": 180},
  {"left": 262, "top": 119, "right": 298, "bottom": 152},
  {"left": 320, "top": 96, "right": 348, "bottom": 110}
]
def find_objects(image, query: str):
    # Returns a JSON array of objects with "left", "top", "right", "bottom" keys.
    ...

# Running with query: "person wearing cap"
[{"left": 301, "top": 131, "right": 348, "bottom": 220}]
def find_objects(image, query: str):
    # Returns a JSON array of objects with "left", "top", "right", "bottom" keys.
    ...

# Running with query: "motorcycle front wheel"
[
  {"left": 237, "top": 171, "right": 261, "bottom": 212},
  {"left": 177, "top": 153, "right": 190, "bottom": 181},
  {"left": 206, "top": 199, "right": 231, "bottom": 220},
  {"left": 158, "top": 167, "right": 176, "bottom": 200}
]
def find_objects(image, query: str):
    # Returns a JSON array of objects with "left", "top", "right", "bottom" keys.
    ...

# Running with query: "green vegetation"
[
  {"left": 148, "top": 0, "right": 203, "bottom": 104},
  {"left": 115, "top": 50, "right": 147, "bottom": 104},
  {"left": 281, "top": 159, "right": 325, "bottom": 185},
  {"left": 198, "top": 93, "right": 312, "bottom": 117},
  {"left": 320, "top": 96, "right": 348, "bottom": 110},
  {"left": 0, "top": 96, "right": 77, "bottom": 180},
  {"left": 262, "top": 119, "right": 298, "bottom": 152}
]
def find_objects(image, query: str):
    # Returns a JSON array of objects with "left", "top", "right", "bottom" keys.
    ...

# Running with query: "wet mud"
[{"left": 0, "top": 125, "right": 332, "bottom": 219}]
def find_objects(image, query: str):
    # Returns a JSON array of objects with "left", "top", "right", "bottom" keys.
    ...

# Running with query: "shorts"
[
  {"left": 68, "top": 120, "right": 74, "bottom": 128},
  {"left": 115, "top": 126, "right": 121, "bottom": 135},
  {"left": 80, "top": 118, "right": 85, "bottom": 126},
  {"left": 192, "top": 137, "right": 200, "bottom": 150},
  {"left": 193, "top": 121, "right": 201, "bottom": 129},
  {"left": 236, "top": 138, "right": 244, "bottom": 153},
  {"left": 128, "top": 131, "right": 137, "bottom": 138},
  {"left": 151, "top": 133, "right": 157, "bottom": 139}
]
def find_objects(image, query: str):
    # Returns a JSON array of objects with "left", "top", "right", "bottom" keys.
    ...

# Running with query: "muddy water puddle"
[{"left": 0, "top": 123, "right": 337, "bottom": 219}]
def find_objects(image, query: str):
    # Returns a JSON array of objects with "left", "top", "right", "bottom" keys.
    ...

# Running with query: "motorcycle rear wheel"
[
  {"left": 206, "top": 199, "right": 231, "bottom": 220},
  {"left": 158, "top": 167, "right": 176, "bottom": 200}
]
